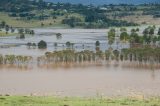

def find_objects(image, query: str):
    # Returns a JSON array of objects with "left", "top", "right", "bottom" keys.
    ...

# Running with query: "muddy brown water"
[
  {"left": 0, "top": 65, "right": 160, "bottom": 97},
  {"left": 0, "top": 28, "right": 160, "bottom": 97}
]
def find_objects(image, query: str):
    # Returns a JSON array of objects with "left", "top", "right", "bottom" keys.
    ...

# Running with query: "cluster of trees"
[
  {"left": 0, "top": 21, "right": 35, "bottom": 38},
  {"left": 106, "top": 26, "right": 160, "bottom": 48},
  {"left": 0, "top": 54, "right": 33, "bottom": 66},
  {"left": 0, "top": 0, "right": 50, "bottom": 12},
  {"left": 121, "top": 47, "right": 160, "bottom": 68},
  {"left": 1, "top": 47, "right": 159, "bottom": 68},
  {"left": 37, "top": 50, "right": 104, "bottom": 65},
  {"left": 143, "top": 10, "right": 160, "bottom": 18},
  {"left": 27, "top": 42, "right": 36, "bottom": 49},
  {"left": 1, "top": 45, "right": 160, "bottom": 68},
  {"left": 17, "top": 28, "right": 35, "bottom": 39},
  {"left": 33, "top": 40, "right": 75, "bottom": 50},
  {"left": 34, "top": 26, "right": 160, "bottom": 52},
  {"left": 80, "top": 10, "right": 138, "bottom": 28},
  {"left": 0, "top": 0, "right": 142, "bottom": 28},
  {"left": 0, "top": 21, "right": 15, "bottom": 34},
  {"left": 62, "top": 16, "right": 82, "bottom": 28},
  {"left": 56, "top": 33, "right": 62, "bottom": 40},
  {"left": 2, "top": 0, "right": 159, "bottom": 28},
  {"left": 35, "top": 46, "right": 160, "bottom": 68}
]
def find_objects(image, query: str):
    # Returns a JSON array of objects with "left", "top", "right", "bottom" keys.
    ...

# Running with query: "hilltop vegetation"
[{"left": 0, "top": 0, "right": 160, "bottom": 28}]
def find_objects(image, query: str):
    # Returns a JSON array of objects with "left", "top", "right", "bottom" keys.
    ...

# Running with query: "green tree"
[
  {"left": 143, "top": 28, "right": 149, "bottom": 35},
  {"left": 66, "top": 41, "right": 71, "bottom": 48},
  {"left": 38, "top": 40, "right": 47, "bottom": 49},
  {"left": 1, "top": 21, "right": 6, "bottom": 28},
  {"left": 120, "top": 27, "right": 127, "bottom": 32},
  {"left": 149, "top": 28, "right": 154, "bottom": 35},
  {"left": 56, "top": 33, "right": 62, "bottom": 40},
  {"left": 120, "top": 32, "right": 129, "bottom": 43},
  {"left": 5, "top": 25, "right": 9, "bottom": 34},
  {"left": 95, "top": 41, "right": 100, "bottom": 47},
  {"left": 108, "top": 29, "right": 115, "bottom": 46}
]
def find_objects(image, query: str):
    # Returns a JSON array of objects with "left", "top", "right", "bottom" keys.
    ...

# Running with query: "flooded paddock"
[
  {"left": 0, "top": 28, "right": 129, "bottom": 56},
  {"left": 0, "top": 65, "right": 160, "bottom": 97},
  {"left": 0, "top": 28, "right": 160, "bottom": 97}
]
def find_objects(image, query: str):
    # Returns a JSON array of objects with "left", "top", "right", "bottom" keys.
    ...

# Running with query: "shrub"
[{"left": 38, "top": 40, "right": 47, "bottom": 49}]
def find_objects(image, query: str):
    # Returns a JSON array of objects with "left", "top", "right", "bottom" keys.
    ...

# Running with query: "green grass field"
[
  {"left": 0, "top": 12, "right": 79, "bottom": 28},
  {"left": 0, "top": 96, "right": 160, "bottom": 106},
  {"left": 0, "top": 32, "right": 18, "bottom": 37}
]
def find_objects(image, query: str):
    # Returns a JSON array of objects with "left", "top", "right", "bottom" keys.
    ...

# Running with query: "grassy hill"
[{"left": 0, "top": 0, "right": 160, "bottom": 28}]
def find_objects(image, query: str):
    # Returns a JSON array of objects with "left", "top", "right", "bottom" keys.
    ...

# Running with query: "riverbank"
[{"left": 0, "top": 95, "right": 160, "bottom": 106}]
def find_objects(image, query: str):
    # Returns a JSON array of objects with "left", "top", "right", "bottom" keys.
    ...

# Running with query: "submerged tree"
[
  {"left": 66, "top": 41, "right": 71, "bottom": 48},
  {"left": 18, "top": 28, "right": 25, "bottom": 39},
  {"left": 108, "top": 28, "right": 115, "bottom": 46},
  {"left": 38, "top": 40, "right": 47, "bottom": 49},
  {"left": 56, "top": 33, "right": 62, "bottom": 40},
  {"left": 120, "top": 32, "right": 129, "bottom": 43}
]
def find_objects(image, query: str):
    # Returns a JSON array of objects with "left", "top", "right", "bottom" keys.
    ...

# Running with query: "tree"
[
  {"left": 56, "top": 33, "right": 62, "bottom": 40},
  {"left": 130, "top": 32, "right": 143, "bottom": 44},
  {"left": 149, "top": 28, "right": 154, "bottom": 35},
  {"left": 18, "top": 28, "right": 25, "bottom": 39},
  {"left": 5, "top": 25, "right": 9, "bottom": 34},
  {"left": 38, "top": 40, "right": 47, "bottom": 49},
  {"left": 30, "top": 30, "right": 35, "bottom": 35},
  {"left": 120, "top": 27, "right": 127, "bottom": 32},
  {"left": 143, "top": 28, "right": 149, "bottom": 35},
  {"left": 66, "top": 41, "right": 71, "bottom": 48},
  {"left": 1, "top": 21, "right": 6, "bottom": 28},
  {"left": 95, "top": 41, "right": 100, "bottom": 51},
  {"left": 31, "top": 43, "right": 37, "bottom": 49},
  {"left": 113, "top": 50, "right": 120, "bottom": 61},
  {"left": 120, "top": 32, "right": 129, "bottom": 43},
  {"left": 108, "top": 29, "right": 115, "bottom": 46},
  {"left": 95, "top": 41, "right": 100, "bottom": 47},
  {"left": 143, "top": 35, "right": 151, "bottom": 44},
  {"left": 27, "top": 42, "right": 32, "bottom": 49},
  {"left": 131, "top": 28, "right": 136, "bottom": 33},
  {"left": 62, "top": 16, "right": 81, "bottom": 27}
]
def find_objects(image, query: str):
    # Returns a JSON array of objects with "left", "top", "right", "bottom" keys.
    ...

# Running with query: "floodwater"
[
  {"left": 0, "top": 28, "right": 160, "bottom": 97},
  {"left": 0, "top": 28, "right": 130, "bottom": 56},
  {"left": 0, "top": 65, "right": 160, "bottom": 97}
]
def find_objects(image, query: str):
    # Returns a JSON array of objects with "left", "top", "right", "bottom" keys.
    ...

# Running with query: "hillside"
[
  {"left": 45, "top": 0, "right": 160, "bottom": 5},
  {"left": 0, "top": 0, "right": 160, "bottom": 28}
]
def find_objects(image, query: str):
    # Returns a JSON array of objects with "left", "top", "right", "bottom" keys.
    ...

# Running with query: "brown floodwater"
[
  {"left": 0, "top": 28, "right": 160, "bottom": 97},
  {"left": 0, "top": 65, "right": 160, "bottom": 97}
]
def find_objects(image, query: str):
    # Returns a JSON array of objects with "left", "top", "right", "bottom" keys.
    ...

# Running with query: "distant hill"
[
  {"left": 0, "top": 0, "right": 38, "bottom": 12},
  {"left": 45, "top": 0, "right": 160, "bottom": 5}
]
